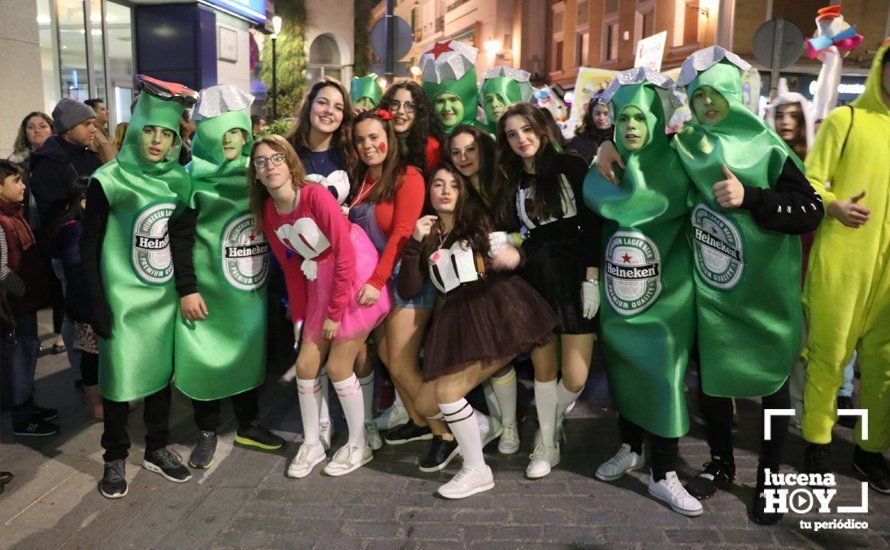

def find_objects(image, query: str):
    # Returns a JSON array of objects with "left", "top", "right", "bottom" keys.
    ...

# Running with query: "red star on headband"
[{"left": 428, "top": 40, "right": 454, "bottom": 59}]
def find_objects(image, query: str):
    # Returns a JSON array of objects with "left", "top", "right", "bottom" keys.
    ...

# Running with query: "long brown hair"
[
  {"left": 352, "top": 110, "right": 405, "bottom": 204},
  {"left": 378, "top": 81, "right": 445, "bottom": 171},
  {"left": 492, "top": 103, "right": 562, "bottom": 229},
  {"left": 248, "top": 135, "right": 307, "bottom": 229},
  {"left": 420, "top": 163, "right": 493, "bottom": 262},
  {"left": 445, "top": 124, "right": 496, "bottom": 202},
  {"left": 287, "top": 78, "right": 357, "bottom": 173},
  {"left": 775, "top": 103, "right": 808, "bottom": 160}
]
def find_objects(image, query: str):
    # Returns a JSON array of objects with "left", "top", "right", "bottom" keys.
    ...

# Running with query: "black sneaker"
[
  {"left": 189, "top": 431, "right": 218, "bottom": 469},
  {"left": 749, "top": 463, "right": 783, "bottom": 525},
  {"left": 852, "top": 446, "right": 890, "bottom": 495},
  {"left": 32, "top": 405, "right": 58, "bottom": 421},
  {"left": 99, "top": 459, "right": 128, "bottom": 499},
  {"left": 143, "top": 448, "right": 192, "bottom": 483},
  {"left": 384, "top": 422, "right": 433, "bottom": 445},
  {"left": 836, "top": 396, "right": 857, "bottom": 429},
  {"left": 234, "top": 421, "right": 285, "bottom": 451},
  {"left": 13, "top": 418, "right": 59, "bottom": 437},
  {"left": 804, "top": 443, "right": 831, "bottom": 475},
  {"left": 685, "top": 456, "right": 735, "bottom": 499},
  {"left": 418, "top": 436, "right": 459, "bottom": 473}
]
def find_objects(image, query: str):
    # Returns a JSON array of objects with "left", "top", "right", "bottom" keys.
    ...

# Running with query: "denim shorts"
[{"left": 390, "top": 259, "right": 437, "bottom": 309}]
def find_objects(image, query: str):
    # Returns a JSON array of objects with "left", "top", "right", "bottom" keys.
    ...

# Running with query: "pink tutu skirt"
[{"left": 302, "top": 223, "right": 392, "bottom": 343}]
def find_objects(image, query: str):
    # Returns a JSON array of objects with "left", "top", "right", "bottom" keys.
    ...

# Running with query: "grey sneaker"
[
  {"left": 189, "top": 431, "right": 218, "bottom": 469},
  {"left": 99, "top": 459, "right": 128, "bottom": 499}
]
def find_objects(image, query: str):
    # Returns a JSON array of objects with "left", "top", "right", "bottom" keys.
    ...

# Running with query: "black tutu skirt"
[
  {"left": 422, "top": 273, "right": 558, "bottom": 381},
  {"left": 521, "top": 235, "right": 597, "bottom": 334}
]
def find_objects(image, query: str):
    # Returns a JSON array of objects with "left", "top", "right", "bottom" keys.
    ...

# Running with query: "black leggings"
[
  {"left": 698, "top": 381, "right": 790, "bottom": 468},
  {"left": 619, "top": 415, "right": 679, "bottom": 481},
  {"left": 101, "top": 385, "right": 171, "bottom": 461},
  {"left": 191, "top": 388, "right": 259, "bottom": 433},
  {"left": 80, "top": 351, "right": 99, "bottom": 386}
]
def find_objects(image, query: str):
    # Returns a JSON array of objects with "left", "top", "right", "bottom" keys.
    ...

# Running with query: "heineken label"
[
  {"left": 132, "top": 203, "right": 175, "bottom": 284},
  {"left": 691, "top": 204, "right": 744, "bottom": 289},
  {"left": 605, "top": 230, "right": 662, "bottom": 316},
  {"left": 221, "top": 213, "right": 269, "bottom": 291}
]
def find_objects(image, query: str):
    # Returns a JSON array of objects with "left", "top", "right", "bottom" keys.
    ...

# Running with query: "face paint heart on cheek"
[{"left": 376, "top": 142, "right": 387, "bottom": 155}]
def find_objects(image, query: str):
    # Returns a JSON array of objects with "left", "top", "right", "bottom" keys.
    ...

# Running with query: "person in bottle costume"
[
  {"left": 583, "top": 68, "right": 700, "bottom": 517},
  {"left": 801, "top": 39, "right": 890, "bottom": 495},
  {"left": 420, "top": 40, "right": 482, "bottom": 133},
  {"left": 672, "top": 47, "right": 823, "bottom": 524},
  {"left": 480, "top": 66, "right": 533, "bottom": 134},
  {"left": 169, "top": 84, "right": 284, "bottom": 470},
  {"left": 81, "top": 75, "right": 199, "bottom": 499},
  {"left": 351, "top": 73, "right": 383, "bottom": 111}
]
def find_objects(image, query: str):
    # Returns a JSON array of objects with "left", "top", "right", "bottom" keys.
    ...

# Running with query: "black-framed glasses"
[
  {"left": 388, "top": 101, "right": 416, "bottom": 114},
  {"left": 253, "top": 154, "right": 286, "bottom": 168}
]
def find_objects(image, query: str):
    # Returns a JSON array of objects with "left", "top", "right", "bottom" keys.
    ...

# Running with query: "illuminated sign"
[{"left": 200, "top": 0, "right": 266, "bottom": 24}]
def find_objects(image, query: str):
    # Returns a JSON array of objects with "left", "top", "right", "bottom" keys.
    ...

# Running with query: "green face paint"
[
  {"left": 222, "top": 128, "right": 247, "bottom": 161},
  {"left": 435, "top": 93, "right": 464, "bottom": 128},
  {"left": 355, "top": 96, "right": 376, "bottom": 110},
  {"left": 690, "top": 86, "right": 729, "bottom": 125},
  {"left": 616, "top": 106, "right": 649, "bottom": 153},
  {"left": 484, "top": 92, "right": 508, "bottom": 122}
]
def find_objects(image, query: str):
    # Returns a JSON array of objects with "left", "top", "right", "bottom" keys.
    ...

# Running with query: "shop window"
[
  {"left": 576, "top": 31, "right": 589, "bottom": 66},
  {"left": 603, "top": 18, "right": 619, "bottom": 62},
  {"left": 57, "top": 0, "right": 89, "bottom": 101}
]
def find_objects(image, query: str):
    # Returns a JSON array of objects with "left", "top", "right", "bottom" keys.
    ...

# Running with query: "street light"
[{"left": 271, "top": 15, "right": 282, "bottom": 120}]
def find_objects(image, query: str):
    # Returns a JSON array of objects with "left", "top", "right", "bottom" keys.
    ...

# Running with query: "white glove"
[
  {"left": 581, "top": 279, "right": 600, "bottom": 319},
  {"left": 488, "top": 231, "right": 519, "bottom": 258},
  {"left": 301, "top": 259, "right": 319, "bottom": 281}
]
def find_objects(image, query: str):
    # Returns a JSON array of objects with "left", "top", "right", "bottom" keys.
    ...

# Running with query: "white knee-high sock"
[
  {"left": 483, "top": 382, "right": 502, "bottom": 422},
  {"left": 359, "top": 373, "right": 375, "bottom": 422},
  {"left": 535, "top": 379, "right": 559, "bottom": 447},
  {"left": 297, "top": 378, "right": 321, "bottom": 446},
  {"left": 557, "top": 378, "right": 583, "bottom": 420},
  {"left": 440, "top": 398, "right": 486, "bottom": 470},
  {"left": 318, "top": 365, "right": 331, "bottom": 422},
  {"left": 490, "top": 368, "right": 518, "bottom": 424},
  {"left": 333, "top": 374, "right": 365, "bottom": 447}
]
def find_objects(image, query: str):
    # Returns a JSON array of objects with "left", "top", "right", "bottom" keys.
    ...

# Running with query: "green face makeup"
[
  {"left": 484, "top": 92, "right": 508, "bottom": 122},
  {"left": 434, "top": 93, "right": 464, "bottom": 128},
  {"left": 355, "top": 97, "right": 376, "bottom": 110},
  {"left": 139, "top": 125, "right": 176, "bottom": 163},
  {"left": 691, "top": 86, "right": 729, "bottom": 125},
  {"left": 617, "top": 106, "right": 649, "bottom": 153},
  {"left": 222, "top": 128, "right": 246, "bottom": 161}
]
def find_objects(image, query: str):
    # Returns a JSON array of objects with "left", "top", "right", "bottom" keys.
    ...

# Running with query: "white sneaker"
[
  {"left": 437, "top": 465, "right": 495, "bottom": 499},
  {"left": 323, "top": 442, "right": 373, "bottom": 477},
  {"left": 525, "top": 442, "right": 560, "bottom": 479},
  {"left": 364, "top": 421, "right": 383, "bottom": 451},
  {"left": 648, "top": 471, "right": 704, "bottom": 517},
  {"left": 595, "top": 443, "right": 645, "bottom": 482},
  {"left": 478, "top": 413, "right": 503, "bottom": 448},
  {"left": 287, "top": 443, "right": 326, "bottom": 479},
  {"left": 374, "top": 401, "right": 409, "bottom": 431},
  {"left": 319, "top": 419, "right": 333, "bottom": 451},
  {"left": 498, "top": 420, "right": 520, "bottom": 455}
]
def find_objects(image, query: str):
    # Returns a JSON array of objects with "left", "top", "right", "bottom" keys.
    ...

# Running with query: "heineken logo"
[
  {"left": 605, "top": 230, "right": 661, "bottom": 316},
  {"left": 221, "top": 214, "right": 269, "bottom": 291},
  {"left": 691, "top": 204, "right": 743, "bottom": 289},
  {"left": 132, "top": 203, "right": 175, "bottom": 284}
]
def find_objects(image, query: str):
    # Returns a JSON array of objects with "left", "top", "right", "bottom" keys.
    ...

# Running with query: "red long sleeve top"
[
  {"left": 352, "top": 165, "right": 425, "bottom": 290},
  {"left": 263, "top": 183, "right": 356, "bottom": 324}
]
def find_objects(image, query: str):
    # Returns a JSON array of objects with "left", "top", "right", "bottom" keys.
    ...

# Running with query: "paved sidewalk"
[{"left": 1, "top": 314, "right": 887, "bottom": 549}]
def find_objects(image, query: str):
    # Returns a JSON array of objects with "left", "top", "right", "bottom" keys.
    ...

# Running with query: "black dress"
[
  {"left": 513, "top": 153, "right": 601, "bottom": 334},
  {"left": 397, "top": 234, "right": 558, "bottom": 381}
]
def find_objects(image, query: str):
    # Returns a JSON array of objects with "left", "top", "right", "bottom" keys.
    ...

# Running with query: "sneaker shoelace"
[
  {"left": 451, "top": 466, "right": 478, "bottom": 484},
  {"left": 664, "top": 474, "right": 688, "bottom": 499},
  {"left": 106, "top": 460, "right": 125, "bottom": 482},
  {"left": 332, "top": 444, "right": 356, "bottom": 464},
  {"left": 529, "top": 443, "right": 553, "bottom": 462},
  {"left": 153, "top": 448, "right": 184, "bottom": 468},
  {"left": 502, "top": 422, "right": 519, "bottom": 441},
  {"left": 608, "top": 446, "right": 633, "bottom": 467}
]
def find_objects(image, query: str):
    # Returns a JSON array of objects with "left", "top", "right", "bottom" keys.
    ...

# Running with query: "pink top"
[{"left": 263, "top": 183, "right": 356, "bottom": 324}]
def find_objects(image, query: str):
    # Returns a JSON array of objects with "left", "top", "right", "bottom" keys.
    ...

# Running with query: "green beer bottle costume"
[
  {"left": 173, "top": 87, "right": 269, "bottom": 401},
  {"left": 480, "top": 66, "right": 533, "bottom": 134},
  {"left": 673, "top": 47, "right": 820, "bottom": 398},
  {"left": 91, "top": 89, "right": 192, "bottom": 402},
  {"left": 350, "top": 73, "right": 383, "bottom": 110},
  {"left": 583, "top": 68, "right": 695, "bottom": 439},
  {"left": 420, "top": 40, "right": 483, "bottom": 133}
]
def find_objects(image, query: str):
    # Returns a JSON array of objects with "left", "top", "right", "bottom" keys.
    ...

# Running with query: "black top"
[
  {"left": 79, "top": 180, "right": 112, "bottom": 337},
  {"left": 515, "top": 153, "right": 602, "bottom": 268},
  {"left": 169, "top": 208, "right": 198, "bottom": 296},
  {"left": 29, "top": 135, "right": 101, "bottom": 230},
  {"left": 739, "top": 158, "right": 824, "bottom": 235}
]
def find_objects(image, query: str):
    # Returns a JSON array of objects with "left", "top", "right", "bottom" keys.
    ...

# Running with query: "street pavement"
[{"left": 1, "top": 311, "right": 888, "bottom": 549}]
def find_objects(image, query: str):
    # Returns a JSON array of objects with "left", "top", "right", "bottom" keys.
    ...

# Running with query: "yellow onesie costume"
[{"left": 802, "top": 39, "right": 890, "bottom": 452}]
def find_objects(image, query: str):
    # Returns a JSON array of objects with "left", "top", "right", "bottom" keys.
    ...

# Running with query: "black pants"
[
  {"left": 8, "top": 314, "right": 38, "bottom": 425},
  {"left": 191, "top": 388, "right": 259, "bottom": 433},
  {"left": 101, "top": 385, "right": 171, "bottom": 461},
  {"left": 699, "top": 381, "right": 790, "bottom": 468},
  {"left": 80, "top": 351, "right": 99, "bottom": 386},
  {"left": 619, "top": 415, "right": 679, "bottom": 481}
]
